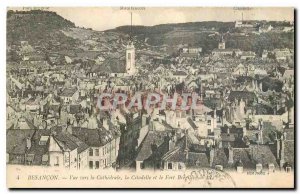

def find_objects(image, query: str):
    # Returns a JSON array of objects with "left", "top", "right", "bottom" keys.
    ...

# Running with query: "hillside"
[
  {"left": 6, "top": 10, "right": 294, "bottom": 58},
  {"left": 108, "top": 21, "right": 294, "bottom": 55},
  {"left": 7, "top": 10, "right": 78, "bottom": 51}
]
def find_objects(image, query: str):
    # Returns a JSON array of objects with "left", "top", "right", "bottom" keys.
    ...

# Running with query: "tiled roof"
[
  {"left": 72, "top": 127, "right": 120, "bottom": 147},
  {"left": 54, "top": 132, "right": 79, "bottom": 151},
  {"left": 69, "top": 104, "right": 82, "bottom": 114},
  {"left": 66, "top": 134, "right": 89, "bottom": 153},
  {"left": 92, "top": 57, "right": 126, "bottom": 73},
  {"left": 232, "top": 148, "right": 254, "bottom": 169},
  {"left": 248, "top": 145, "right": 279, "bottom": 168},
  {"left": 284, "top": 141, "right": 294, "bottom": 168},
  {"left": 136, "top": 130, "right": 168, "bottom": 161},
  {"left": 186, "top": 152, "right": 210, "bottom": 168},
  {"left": 228, "top": 91, "right": 257, "bottom": 102},
  {"left": 173, "top": 70, "right": 187, "bottom": 76},
  {"left": 7, "top": 129, "right": 35, "bottom": 155},
  {"left": 212, "top": 148, "right": 228, "bottom": 167},
  {"left": 61, "top": 87, "right": 77, "bottom": 97}
]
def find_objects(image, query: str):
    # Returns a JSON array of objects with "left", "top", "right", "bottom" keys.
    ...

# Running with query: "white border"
[{"left": 1, "top": 0, "right": 298, "bottom": 193}]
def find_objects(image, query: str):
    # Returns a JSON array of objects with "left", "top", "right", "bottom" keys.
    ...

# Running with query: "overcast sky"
[{"left": 11, "top": 7, "right": 294, "bottom": 31}]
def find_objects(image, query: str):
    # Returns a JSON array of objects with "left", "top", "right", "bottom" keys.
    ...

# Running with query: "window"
[
  {"left": 39, "top": 136, "right": 49, "bottom": 145},
  {"left": 128, "top": 53, "right": 131, "bottom": 60},
  {"left": 269, "top": 163, "right": 275, "bottom": 173},
  {"left": 207, "top": 120, "right": 211, "bottom": 125},
  {"left": 178, "top": 163, "right": 182, "bottom": 169},
  {"left": 181, "top": 111, "right": 186, "bottom": 118},
  {"left": 168, "top": 162, "right": 173, "bottom": 169},
  {"left": 95, "top": 149, "right": 99, "bottom": 156},
  {"left": 89, "top": 148, "right": 93, "bottom": 156},
  {"left": 54, "top": 156, "right": 59, "bottom": 166},
  {"left": 89, "top": 161, "right": 93, "bottom": 169},
  {"left": 95, "top": 161, "right": 99, "bottom": 169},
  {"left": 140, "top": 162, "right": 144, "bottom": 169},
  {"left": 286, "top": 167, "right": 292, "bottom": 173},
  {"left": 237, "top": 166, "right": 243, "bottom": 173},
  {"left": 256, "top": 163, "right": 262, "bottom": 172}
]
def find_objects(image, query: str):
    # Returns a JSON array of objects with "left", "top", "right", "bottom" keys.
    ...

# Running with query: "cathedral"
[{"left": 125, "top": 41, "right": 136, "bottom": 76}]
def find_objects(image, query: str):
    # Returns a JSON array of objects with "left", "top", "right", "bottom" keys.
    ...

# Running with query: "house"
[
  {"left": 6, "top": 129, "right": 36, "bottom": 164},
  {"left": 161, "top": 134, "right": 210, "bottom": 170},
  {"left": 210, "top": 142, "right": 279, "bottom": 173},
  {"left": 240, "top": 51, "right": 256, "bottom": 60},
  {"left": 135, "top": 130, "right": 169, "bottom": 171},
  {"left": 274, "top": 48, "right": 293, "bottom": 61},
  {"left": 262, "top": 50, "right": 269, "bottom": 60},
  {"left": 61, "top": 87, "right": 79, "bottom": 104},
  {"left": 212, "top": 49, "right": 242, "bottom": 57},
  {"left": 233, "top": 64, "right": 247, "bottom": 76},
  {"left": 172, "top": 71, "right": 188, "bottom": 82},
  {"left": 282, "top": 69, "right": 294, "bottom": 84},
  {"left": 48, "top": 132, "right": 79, "bottom": 169},
  {"left": 181, "top": 47, "right": 202, "bottom": 57},
  {"left": 71, "top": 125, "right": 121, "bottom": 170}
]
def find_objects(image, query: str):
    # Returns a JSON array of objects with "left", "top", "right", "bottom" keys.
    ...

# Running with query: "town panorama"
[{"left": 6, "top": 7, "right": 295, "bottom": 188}]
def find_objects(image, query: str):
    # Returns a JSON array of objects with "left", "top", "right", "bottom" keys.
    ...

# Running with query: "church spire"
[
  {"left": 130, "top": 12, "right": 133, "bottom": 42},
  {"left": 126, "top": 12, "right": 136, "bottom": 75}
]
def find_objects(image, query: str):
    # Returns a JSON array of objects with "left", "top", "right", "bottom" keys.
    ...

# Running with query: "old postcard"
[{"left": 6, "top": 7, "right": 295, "bottom": 188}]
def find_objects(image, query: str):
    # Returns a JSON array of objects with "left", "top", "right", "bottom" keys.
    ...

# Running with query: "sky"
[{"left": 11, "top": 7, "right": 294, "bottom": 31}]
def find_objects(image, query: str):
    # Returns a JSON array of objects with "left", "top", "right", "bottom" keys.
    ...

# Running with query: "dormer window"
[
  {"left": 256, "top": 163, "right": 263, "bottom": 173},
  {"left": 268, "top": 163, "right": 275, "bottom": 173},
  {"left": 39, "top": 136, "right": 49, "bottom": 145},
  {"left": 236, "top": 160, "right": 243, "bottom": 173},
  {"left": 207, "top": 120, "right": 211, "bottom": 125},
  {"left": 215, "top": 165, "right": 223, "bottom": 171}
]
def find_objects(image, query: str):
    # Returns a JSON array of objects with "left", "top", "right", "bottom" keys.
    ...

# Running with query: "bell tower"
[
  {"left": 126, "top": 12, "right": 136, "bottom": 75},
  {"left": 126, "top": 42, "right": 135, "bottom": 75}
]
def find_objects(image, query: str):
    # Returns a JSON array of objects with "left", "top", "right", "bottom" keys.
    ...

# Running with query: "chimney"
[
  {"left": 168, "top": 138, "right": 176, "bottom": 151},
  {"left": 213, "top": 109, "right": 217, "bottom": 129},
  {"left": 26, "top": 137, "right": 31, "bottom": 150},
  {"left": 67, "top": 125, "right": 73, "bottom": 134},
  {"left": 184, "top": 133, "right": 189, "bottom": 160},
  {"left": 280, "top": 135, "right": 285, "bottom": 161},
  {"left": 103, "top": 118, "right": 109, "bottom": 130},
  {"left": 228, "top": 146, "right": 234, "bottom": 164},
  {"left": 252, "top": 79, "right": 255, "bottom": 89},
  {"left": 276, "top": 138, "right": 280, "bottom": 160},
  {"left": 142, "top": 115, "right": 147, "bottom": 127},
  {"left": 259, "top": 82, "right": 263, "bottom": 91},
  {"left": 62, "top": 125, "right": 68, "bottom": 133},
  {"left": 209, "top": 148, "right": 214, "bottom": 167},
  {"left": 218, "top": 141, "right": 222, "bottom": 148}
]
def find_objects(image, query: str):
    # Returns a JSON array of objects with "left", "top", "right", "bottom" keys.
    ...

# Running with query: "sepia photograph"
[{"left": 5, "top": 7, "right": 295, "bottom": 188}]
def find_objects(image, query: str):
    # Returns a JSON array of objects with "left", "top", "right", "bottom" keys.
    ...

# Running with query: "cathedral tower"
[
  {"left": 126, "top": 42, "right": 136, "bottom": 75},
  {"left": 126, "top": 12, "right": 136, "bottom": 75}
]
